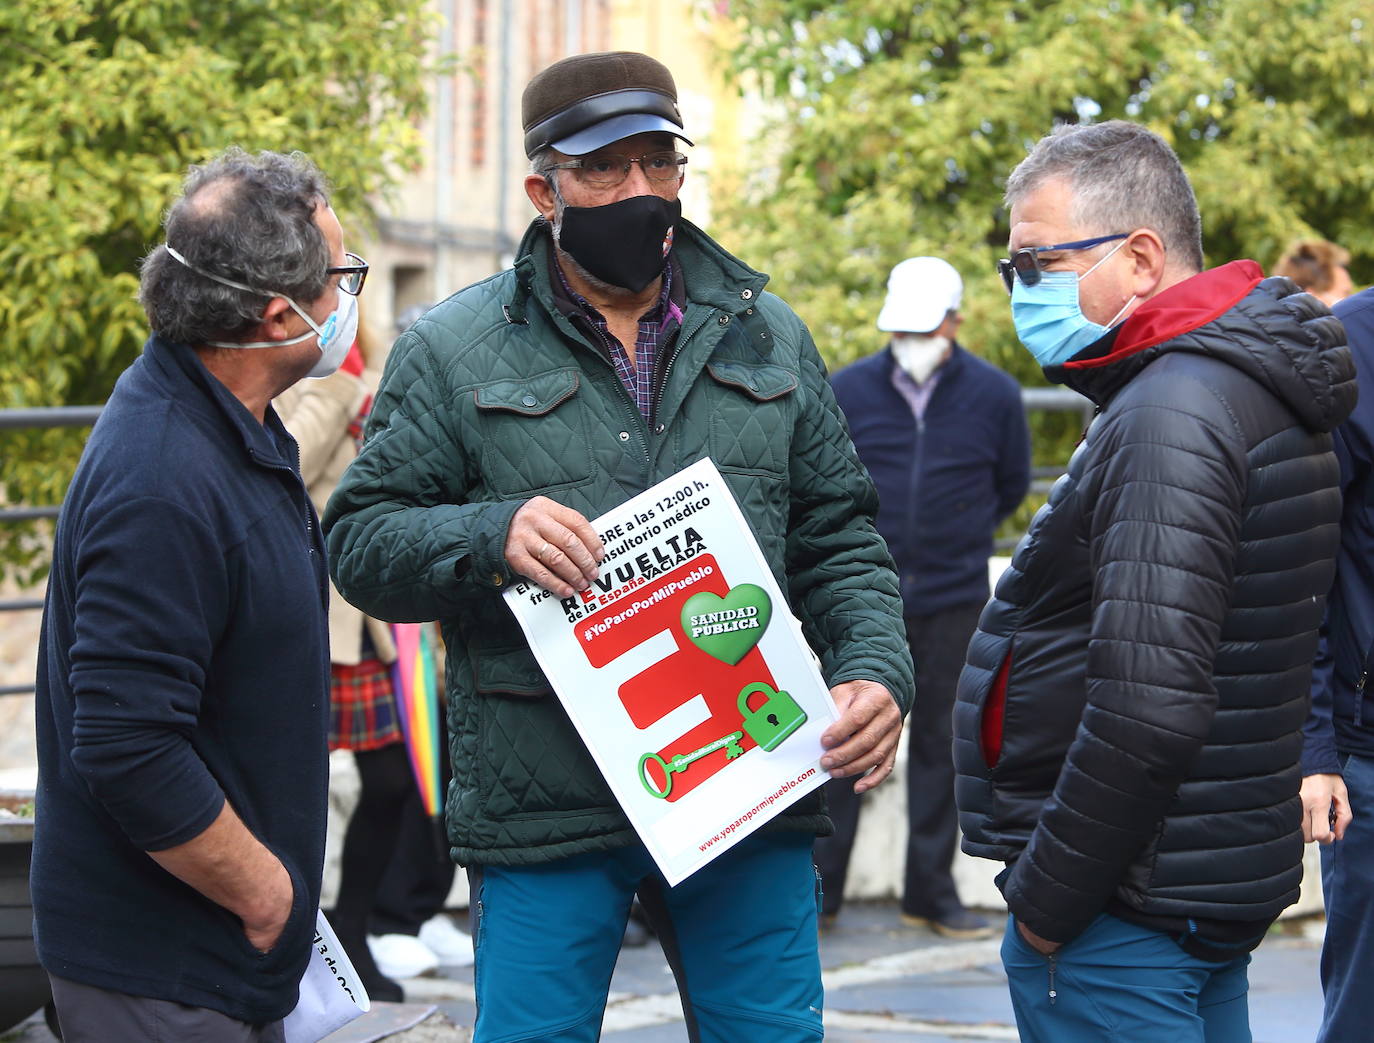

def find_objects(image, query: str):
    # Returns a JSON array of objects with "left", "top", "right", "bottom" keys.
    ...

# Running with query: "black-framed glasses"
[
  {"left": 544, "top": 150, "right": 688, "bottom": 187},
  {"left": 996, "top": 234, "right": 1128, "bottom": 294},
  {"left": 327, "top": 252, "right": 369, "bottom": 296}
]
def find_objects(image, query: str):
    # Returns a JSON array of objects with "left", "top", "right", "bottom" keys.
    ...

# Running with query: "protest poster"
[{"left": 503, "top": 457, "right": 837, "bottom": 885}]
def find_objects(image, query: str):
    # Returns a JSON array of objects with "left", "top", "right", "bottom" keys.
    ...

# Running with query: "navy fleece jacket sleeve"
[{"left": 68, "top": 496, "right": 228, "bottom": 851}]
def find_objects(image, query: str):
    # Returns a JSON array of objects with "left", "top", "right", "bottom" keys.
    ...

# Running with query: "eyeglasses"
[
  {"left": 997, "top": 234, "right": 1128, "bottom": 294},
  {"left": 544, "top": 150, "right": 688, "bottom": 188},
  {"left": 327, "top": 252, "right": 369, "bottom": 296}
]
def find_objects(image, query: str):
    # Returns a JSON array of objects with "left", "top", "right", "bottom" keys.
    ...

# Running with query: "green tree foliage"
[
  {"left": 0, "top": 0, "right": 439, "bottom": 577},
  {"left": 710, "top": 0, "right": 1374, "bottom": 506}
]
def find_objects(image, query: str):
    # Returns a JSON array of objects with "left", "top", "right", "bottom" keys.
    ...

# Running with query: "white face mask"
[
  {"left": 890, "top": 333, "right": 951, "bottom": 384},
  {"left": 165, "top": 245, "right": 356, "bottom": 378},
  {"left": 295, "top": 292, "right": 357, "bottom": 378}
]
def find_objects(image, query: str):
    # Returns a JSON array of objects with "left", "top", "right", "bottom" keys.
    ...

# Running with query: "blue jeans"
[
  {"left": 1318, "top": 751, "right": 1374, "bottom": 1042},
  {"left": 468, "top": 831, "right": 823, "bottom": 1043},
  {"left": 1002, "top": 913, "right": 1252, "bottom": 1042}
]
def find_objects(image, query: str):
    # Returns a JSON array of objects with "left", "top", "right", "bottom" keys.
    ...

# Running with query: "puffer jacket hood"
[{"left": 1050, "top": 265, "right": 1356, "bottom": 434}]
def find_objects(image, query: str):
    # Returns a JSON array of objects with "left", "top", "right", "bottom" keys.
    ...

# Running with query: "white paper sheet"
[{"left": 283, "top": 910, "right": 370, "bottom": 1043}]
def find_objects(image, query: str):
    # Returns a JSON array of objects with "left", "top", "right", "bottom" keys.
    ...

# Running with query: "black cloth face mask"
[{"left": 557, "top": 196, "right": 682, "bottom": 293}]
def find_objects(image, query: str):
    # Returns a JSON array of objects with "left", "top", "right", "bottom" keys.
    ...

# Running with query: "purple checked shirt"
[{"left": 554, "top": 258, "right": 684, "bottom": 420}]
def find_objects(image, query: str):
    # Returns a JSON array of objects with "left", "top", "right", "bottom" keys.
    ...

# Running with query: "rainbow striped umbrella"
[{"left": 390, "top": 623, "right": 445, "bottom": 852}]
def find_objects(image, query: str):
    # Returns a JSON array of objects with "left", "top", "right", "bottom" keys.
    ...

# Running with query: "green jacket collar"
[{"left": 509, "top": 216, "right": 769, "bottom": 323}]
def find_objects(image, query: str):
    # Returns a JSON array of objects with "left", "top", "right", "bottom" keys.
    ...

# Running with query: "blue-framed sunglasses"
[{"left": 997, "top": 233, "right": 1129, "bottom": 294}]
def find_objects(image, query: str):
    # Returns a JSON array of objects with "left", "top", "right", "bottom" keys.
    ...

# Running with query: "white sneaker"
[
  {"left": 368, "top": 932, "right": 440, "bottom": 979},
  {"left": 418, "top": 914, "right": 475, "bottom": 967}
]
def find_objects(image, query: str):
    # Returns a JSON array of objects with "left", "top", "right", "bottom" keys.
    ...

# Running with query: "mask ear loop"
[
  {"left": 1106, "top": 295, "right": 1138, "bottom": 327},
  {"left": 1081, "top": 236, "right": 1129, "bottom": 279},
  {"left": 165, "top": 244, "right": 330, "bottom": 348},
  {"left": 1081, "top": 237, "right": 1136, "bottom": 328}
]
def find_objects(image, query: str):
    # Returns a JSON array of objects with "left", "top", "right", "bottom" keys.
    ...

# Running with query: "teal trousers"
[{"left": 469, "top": 831, "right": 823, "bottom": 1043}]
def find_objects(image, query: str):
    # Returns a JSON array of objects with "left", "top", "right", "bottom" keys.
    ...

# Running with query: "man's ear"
[
  {"left": 245, "top": 295, "right": 297, "bottom": 344},
  {"left": 525, "top": 173, "right": 557, "bottom": 221},
  {"left": 1127, "top": 228, "right": 1169, "bottom": 300}
]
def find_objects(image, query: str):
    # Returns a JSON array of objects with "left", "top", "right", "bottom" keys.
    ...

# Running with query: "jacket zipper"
[
  {"left": 252, "top": 442, "right": 327, "bottom": 607},
  {"left": 569, "top": 301, "right": 716, "bottom": 478},
  {"left": 651, "top": 308, "right": 711, "bottom": 431},
  {"left": 1046, "top": 951, "right": 1058, "bottom": 1005},
  {"left": 909, "top": 410, "right": 925, "bottom": 544},
  {"left": 571, "top": 316, "right": 653, "bottom": 470}
]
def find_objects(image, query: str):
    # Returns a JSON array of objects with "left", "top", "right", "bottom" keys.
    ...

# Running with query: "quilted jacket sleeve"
[
  {"left": 1003, "top": 386, "right": 1247, "bottom": 943},
  {"left": 781, "top": 312, "right": 914, "bottom": 714},
  {"left": 323, "top": 328, "right": 523, "bottom": 623}
]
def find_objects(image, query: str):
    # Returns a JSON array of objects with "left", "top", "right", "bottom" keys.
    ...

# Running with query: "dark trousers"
[
  {"left": 1317, "top": 751, "right": 1374, "bottom": 1043},
  {"left": 48, "top": 974, "right": 285, "bottom": 1043},
  {"left": 371, "top": 710, "right": 457, "bottom": 936},
  {"left": 814, "top": 603, "right": 983, "bottom": 917}
]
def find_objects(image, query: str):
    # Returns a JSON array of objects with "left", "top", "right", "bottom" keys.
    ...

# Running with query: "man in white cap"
[{"left": 818, "top": 257, "right": 1030, "bottom": 937}]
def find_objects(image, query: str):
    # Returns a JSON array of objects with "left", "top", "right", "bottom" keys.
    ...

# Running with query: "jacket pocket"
[
  {"left": 702, "top": 361, "right": 797, "bottom": 477},
  {"left": 473, "top": 369, "right": 594, "bottom": 497},
  {"left": 232, "top": 854, "right": 313, "bottom": 973},
  {"left": 472, "top": 645, "right": 553, "bottom": 698},
  {"left": 475, "top": 678, "right": 617, "bottom": 818},
  {"left": 981, "top": 646, "right": 1014, "bottom": 770},
  {"left": 955, "top": 631, "right": 1012, "bottom": 777}
]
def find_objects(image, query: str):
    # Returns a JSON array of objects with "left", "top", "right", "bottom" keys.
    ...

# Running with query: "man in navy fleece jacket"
[{"left": 32, "top": 148, "right": 360, "bottom": 1038}]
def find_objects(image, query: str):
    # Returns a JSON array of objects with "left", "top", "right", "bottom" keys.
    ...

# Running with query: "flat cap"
[{"left": 522, "top": 51, "right": 693, "bottom": 158}]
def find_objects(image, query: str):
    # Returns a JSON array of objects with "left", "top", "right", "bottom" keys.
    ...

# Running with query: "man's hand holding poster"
[{"left": 503, "top": 457, "right": 837, "bottom": 885}]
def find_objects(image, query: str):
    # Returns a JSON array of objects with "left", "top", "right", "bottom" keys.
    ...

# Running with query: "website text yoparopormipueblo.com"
[{"left": 697, "top": 767, "right": 818, "bottom": 853}]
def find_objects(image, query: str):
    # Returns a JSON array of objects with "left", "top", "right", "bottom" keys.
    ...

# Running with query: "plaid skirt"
[{"left": 329, "top": 657, "right": 402, "bottom": 752}]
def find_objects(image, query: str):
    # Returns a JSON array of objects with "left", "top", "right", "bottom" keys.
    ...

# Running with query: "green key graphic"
[
  {"left": 639, "top": 729, "right": 745, "bottom": 799},
  {"left": 636, "top": 682, "right": 810, "bottom": 800}
]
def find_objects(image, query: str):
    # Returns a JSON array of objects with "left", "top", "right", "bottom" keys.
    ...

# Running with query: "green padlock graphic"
[{"left": 737, "top": 682, "right": 807, "bottom": 752}]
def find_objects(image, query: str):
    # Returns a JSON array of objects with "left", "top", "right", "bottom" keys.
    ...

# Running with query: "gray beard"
[{"left": 550, "top": 203, "right": 641, "bottom": 300}]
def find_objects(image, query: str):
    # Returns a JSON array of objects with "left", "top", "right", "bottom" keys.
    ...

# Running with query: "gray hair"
[
  {"left": 530, "top": 147, "right": 556, "bottom": 179},
  {"left": 529, "top": 146, "right": 571, "bottom": 243},
  {"left": 1005, "top": 121, "right": 1204, "bottom": 272},
  {"left": 138, "top": 148, "right": 332, "bottom": 345}
]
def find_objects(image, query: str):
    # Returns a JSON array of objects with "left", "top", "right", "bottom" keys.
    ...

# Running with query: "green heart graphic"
[{"left": 681, "top": 584, "right": 773, "bottom": 665}]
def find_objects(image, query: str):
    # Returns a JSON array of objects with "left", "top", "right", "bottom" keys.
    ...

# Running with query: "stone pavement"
[
  {"left": 2, "top": 901, "right": 1327, "bottom": 1042},
  {"left": 313, "top": 900, "right": 1326, "bottom": 1042}
]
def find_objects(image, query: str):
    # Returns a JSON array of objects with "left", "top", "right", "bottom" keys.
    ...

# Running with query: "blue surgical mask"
[{"left": 1010, "top": 239, "right": 1135, "bottom": 367}]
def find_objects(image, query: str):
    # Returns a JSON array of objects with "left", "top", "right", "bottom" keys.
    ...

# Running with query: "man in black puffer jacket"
[{"left": 953, "top": 120, "right": 1356, "bottom": 1042}]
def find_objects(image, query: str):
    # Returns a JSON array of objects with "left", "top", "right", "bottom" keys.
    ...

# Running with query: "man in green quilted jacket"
[{"left": 324, "top": 51, "right": 913, "bottom": 1042}]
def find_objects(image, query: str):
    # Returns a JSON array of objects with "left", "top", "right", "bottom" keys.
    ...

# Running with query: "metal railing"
[
  {"left": 0, "top": 389, "right": 1093, "bottom": 696},
  {"left": 1020, "top": 386, "right": 1095, "bottom": 494},
  {"left": 1, "top": 407, "right": 103, "bottom": 694}
]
